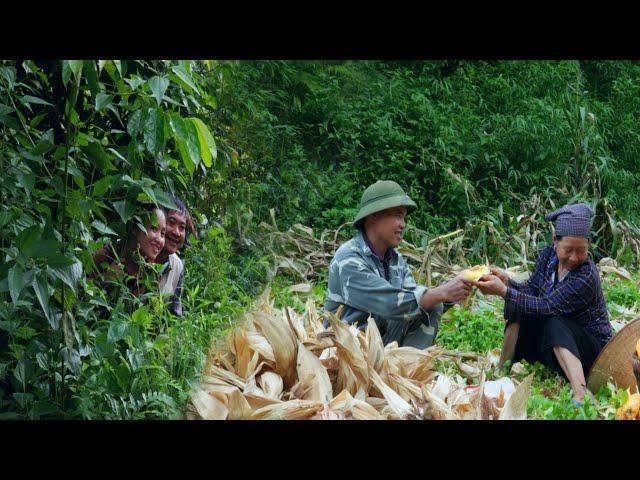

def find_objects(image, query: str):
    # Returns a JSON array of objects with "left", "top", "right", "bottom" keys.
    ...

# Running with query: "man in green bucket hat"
[{"left": 324, "top": 180, "right": 473, "bottom": 348}]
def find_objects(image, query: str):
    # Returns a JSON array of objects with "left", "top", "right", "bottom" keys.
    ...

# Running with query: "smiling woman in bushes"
[
  {"left": 92, "top": 207, "right": 167, "bottom": 299},
  {"left": 469, "top": 203, "right": 614, "bottom": 406}
]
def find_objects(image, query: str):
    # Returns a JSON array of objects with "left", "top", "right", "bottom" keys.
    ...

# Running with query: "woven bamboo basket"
[{"left": 587, "top": 318, "right": 640, "bottom": 394}]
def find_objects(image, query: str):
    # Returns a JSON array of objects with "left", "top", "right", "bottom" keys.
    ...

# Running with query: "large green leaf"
[
  {"left": 183, "top": 117, "right": 201, "bottom": 168},
  {"left": 91, "top": 220, "right": 117, "bottom": 236},
  {"left": 84, "top": 60, "right": 101, "bottom": 97},
  {"left": 83, "top": 141, "right": 116, "bottom": 172},
  {"left": 113, "top": 60, "right": 123, "bottom": 77},
  {"left": 13, "top": 358, "right": 29, "bottom": 390},
  {"left": 49, "top": 260, "right": 83, "bottom": 294},
  {"left": 125, "top": 77, "right": 146, "bottom": 91},
  {"left": 17, "top": 172, "right": 36, "bottom": 194},
  {"left": 16, "top": 225, "right": 42, "bottom": 256},
  {"left": 127, "top": 109, "right": 147, "bottom": 137},
  {"left": 148, "top": 76, "right": 170, "bottom": 106},
  {"left": 69, "top": 60, "right": 84, "bottom": 83},
  {"left": 144, "top": 108, "right": 165, "bottom": 156},
  {"left": 112, "top": 200, "right": 136, "bottom": 223},
  {"left": 154, "top": 189, "right": 178, "bottom": 210},
  {"left": 0, "top": 103, "right": 13, "bottom": 115},
  {"left": 62, "top": 60, "right": 83, "bottom": 87},
  {"left": 190, "top": 117, "right": 217, "bottom": 168},
  {"left": 168, "top": 113, "right": 196, "bottom": 175},
  {"left": 8, "top": 265, "right": 24, "bottom": 304},
  {"left": 21, "top": 95, "right": 53, "bottom": 107},
  {"left": 0, "top": 211, "right": 11, "bottom": 230},
  {"left": 170, "top": 64, "right": 199, "bottom": 94},
  {"left": 33, "top": 273, "right": 54, "bottom": 328},
  {"left": 45, "top": 252, "right": 77, "bottom": 268},
  {"left": 0, "top": 66, "right": 16, "bottom": 90},
  {"left": 95, "top": 93, "right": 113, "bottom": 112},
  {"left": 29, "top": 239, "right": 66, "bottom": 262},
  {"left": 0, "top": 114, "right": 19, "bottom": 130},
  {"left": 107, "top": 320, "right": 127, "bottom": 343},
  {"left": 31, "top": 139, "right": 54, "bottom": 156}
]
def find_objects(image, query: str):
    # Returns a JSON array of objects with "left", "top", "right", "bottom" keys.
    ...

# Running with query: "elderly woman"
[{"left": 470, "top": 203, "right": 613, "bottom": 405}]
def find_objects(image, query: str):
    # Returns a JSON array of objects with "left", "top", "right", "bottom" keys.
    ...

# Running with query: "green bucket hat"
[{"left": 353, "top": 180, "right": 417, "bottom": 228}]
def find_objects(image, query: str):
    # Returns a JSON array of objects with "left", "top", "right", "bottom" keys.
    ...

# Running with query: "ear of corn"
[{"left": 462, "top": 265, "right": 490, "bottom": 281}]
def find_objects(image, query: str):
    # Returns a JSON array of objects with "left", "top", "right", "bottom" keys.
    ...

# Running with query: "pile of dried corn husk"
[{"left": 185, "top": 296, "right": 532, "bottom": 420}]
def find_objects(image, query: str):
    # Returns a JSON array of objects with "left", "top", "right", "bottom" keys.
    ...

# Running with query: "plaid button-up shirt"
[{"left": 505, "top": 245, "right": 612, "bottom": 346}]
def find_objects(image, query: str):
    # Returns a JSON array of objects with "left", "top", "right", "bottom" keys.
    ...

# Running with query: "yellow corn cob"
[{"left": 462, "top": 265, "right": 490, "bottom": 282}]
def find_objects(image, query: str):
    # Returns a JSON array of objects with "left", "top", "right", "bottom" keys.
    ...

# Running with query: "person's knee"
[{"left": 542, "top": 316, "right": 565, "bottom": 340}]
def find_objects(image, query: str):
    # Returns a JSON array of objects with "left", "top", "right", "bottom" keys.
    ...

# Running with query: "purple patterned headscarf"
[{"left": 545, "top": 203, "right": 594, "bottom": 238}]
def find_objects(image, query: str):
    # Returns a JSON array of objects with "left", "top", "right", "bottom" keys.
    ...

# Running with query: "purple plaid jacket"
[{"left": 505, "top": 245, "right": 612, "bottom": 346}]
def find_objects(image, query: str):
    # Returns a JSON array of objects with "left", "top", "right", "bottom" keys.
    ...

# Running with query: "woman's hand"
[
  {"left": 467, "top": 274, "right": 508, "bottom": 298},
  {"left": 489, "top": 266, "right": 511, "bottom": 285}
]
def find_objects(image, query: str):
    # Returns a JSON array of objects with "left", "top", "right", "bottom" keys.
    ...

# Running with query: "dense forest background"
[{"left": 2, "top": 60, "right": 640, "bottom": 418}]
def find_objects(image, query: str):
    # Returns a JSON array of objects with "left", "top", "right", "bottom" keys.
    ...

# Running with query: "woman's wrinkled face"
[
  {"left": 554, "top": 236, "right": 589, "bottom": 271},
  {"left": 136, "top": 208, "right": 166, "bottom": 262}
]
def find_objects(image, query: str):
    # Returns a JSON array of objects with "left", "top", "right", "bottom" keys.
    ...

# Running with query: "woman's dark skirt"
[{"left": 507, "top": 314, "right": 604, "bottom": 379}]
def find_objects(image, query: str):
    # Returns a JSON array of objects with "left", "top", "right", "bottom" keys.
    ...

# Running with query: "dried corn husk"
[
  {"left": 285, "top": 306, "right": 308, "bottom": 342},
  {"left": 370, "top": 369, "right": 413, "bottom": 419},
  {"left": 328, "top": 313, "right": 370, "bottom": 390},
  {"left": 246, "top": 331, "right": 276, "bottom": 363},
  {"left": 232, "top": 328, "right": 254, "bottom": 379},
  {"left": 616, "top": 392, "right": 640, "bottom": 420},
  {"left": 422, "top": 386, "right": 455, "bottom": 420},
  {"left": 251, "top": 399, "right": 325, "bottom": 420},
  {"left": 310, "top": 408, "right": 347, "bottom": 420},
  {"left": 457, "top": 360, "right": 481, "bottom": 379},
  {"left": 253, "top": 311, "right": 298, "bottom": 386},
  {"left": 227, "top": 389, "right": 254, "bottom": 420},
  {"left": 498, "top": 374, "right": 533, "bottom": 420},
  {"left": 365, "top": 318, "right": 386, "bottom": 374},
  {"left": 289, "top": 283, "right": 313, "bottom": 294},
  {"left": 258, "top": 372, "right": 284, "bottom": 400},
  {"left": 295, "top": 340, "right": 333, "bottom": 403},
  {"left": 191, "top": 389, "right": 229, "bottom": 420}
]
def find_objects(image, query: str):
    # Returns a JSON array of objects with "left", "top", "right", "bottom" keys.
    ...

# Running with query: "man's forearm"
[{"left": 419, "top": 287, "right": 446, "bottom": 310}]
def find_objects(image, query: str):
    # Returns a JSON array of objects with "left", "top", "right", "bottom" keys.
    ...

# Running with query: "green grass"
[{"left": 438, "top": 304, "right": 504, "bottom": 354}]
